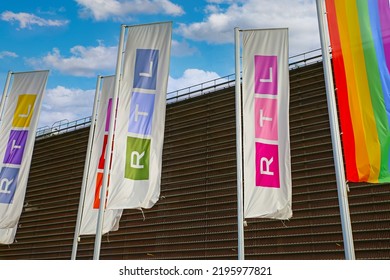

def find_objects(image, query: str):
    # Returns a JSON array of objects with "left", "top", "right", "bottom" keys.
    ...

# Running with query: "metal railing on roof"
[
  {"left": 35, "top": 48, "right": 323, "bottom": 139},
  {"left": 166, "top": 73, "right": 236, "bottom": 104},
  {"left": 289, "top": 48, "right": 322, "bottom": 69},
  {"left": 36, "top": 116, "right": 92, "bottom": 139}
]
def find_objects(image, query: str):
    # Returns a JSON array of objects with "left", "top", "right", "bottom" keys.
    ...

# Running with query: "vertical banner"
[
  {"left": 0, "top": 70, "right": 49, "bottom": 244},
  {"left": 242, "top": 29, "right": 292, "bottom": 219},
  {"left": 79, "top": 76, "right": 122, "bottom": 235},
  {"left": 107, "top": 22, "right": 172, "bottom": 209},
  {"left": 325, "top": 0, "right": 390, "bottom": 183}
]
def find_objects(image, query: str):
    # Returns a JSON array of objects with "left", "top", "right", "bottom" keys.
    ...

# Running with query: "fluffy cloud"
[
  {"left": 168, "top": 68, "right": 222, "bottom": 93},
  {"left": 0, "top": 51, "right": 18, "bottom": 59},
  {"left": 38, "top": 86, "right": 95, "bottom": 128},
  {"left": 1, "top": 11, "right": 69, "bottom": 29},
  {"left": 28, "top": 43, "right": 117, "bottom": 77},
  {"left": 75, "top": 0, "right": 184, "bottom": 21},
  {"left": 177, "top": 0, "right": 319, "bottom": 56}
]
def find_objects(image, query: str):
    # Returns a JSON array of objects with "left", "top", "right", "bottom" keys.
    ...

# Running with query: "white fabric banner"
[
  {"left": 80, "top": 76, "right": 122, "bottom": 235},
  {"left": 0, "top": 70, "right": 49, "bottom": 244},
  {"left": 0, "top": 226, "right": 17, "bottom": 244},
  {"left": 242, "top": 29, "right": 292, "bottom": 219},
  {"left": 108, "top": 22, "right": 172, "bottom": 209}
]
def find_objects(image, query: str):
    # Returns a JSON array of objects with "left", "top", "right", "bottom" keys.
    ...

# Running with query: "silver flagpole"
[
  {"left": 316, "top": 0, "right": 355, "bottom": 260},
  {"left": 234, "top": 27, "right": 245, "bottom": 260},
  {"left": 93, "top": 25, "right": 126, "bottom": 260},
  {"left": 0, "top": 71, "right": 13, "bottom": 125},
  {"left": 71, "top": 75, "right": 102, "bottom": 260}
]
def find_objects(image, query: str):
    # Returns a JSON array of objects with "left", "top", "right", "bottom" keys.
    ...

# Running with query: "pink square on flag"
[
  {"left": 254, "top": 55, "right": 278, "bottom": 95},
  {"left": 255, "top": 97, "right": 278, "bottom": 141},
  {"left": 255, "top": 142, "right": 280, "bottom": 188}
]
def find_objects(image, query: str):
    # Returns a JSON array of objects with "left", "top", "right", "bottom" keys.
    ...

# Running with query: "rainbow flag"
[{"left": 325, "top": 0, "right": 390, "bottom": 183}]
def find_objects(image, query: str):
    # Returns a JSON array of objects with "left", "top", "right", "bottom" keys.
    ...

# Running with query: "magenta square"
[
  {"left": 255, "top": 142, "right": 280, "bottom": 188},
  {"left": 255, "top": 97, "right": 278, "bottom": 141},
  {"left": 104, "top": 98, "right": 118, "bottom": 132},
  {"left": 105, "top": 98, "right": 112, "bottom": 132},
  {"left": 254, "top": 55, "right": 278, "bottom": 95},
  {"left": 3, "top": 130, "right": 28, "bottom": 165}
]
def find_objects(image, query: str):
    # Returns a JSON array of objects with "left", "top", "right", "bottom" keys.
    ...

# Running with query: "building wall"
[{"left": 1, "top": 61, "right": 389, "bottom": 259}]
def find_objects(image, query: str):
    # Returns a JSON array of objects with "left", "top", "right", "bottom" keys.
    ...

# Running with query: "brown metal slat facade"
[{"left": 1, "top": 60, "right": 390, "bottom": 260}]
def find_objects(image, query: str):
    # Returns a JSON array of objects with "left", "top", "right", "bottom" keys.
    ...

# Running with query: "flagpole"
[
  {"left": 93, "top": 25, "right": 126, "bottom": 260},
  {"left": 71, "top": 75, "right": 102, "bottom": 260},
  {"left": 316, "top": 0, "right": 355, "bottom": 260},
  {"left": 0, "top": 71, "right": 13, "bottom": 125},
  {"left": 234, "top": 27, "right": 245, "bottom": 260}
]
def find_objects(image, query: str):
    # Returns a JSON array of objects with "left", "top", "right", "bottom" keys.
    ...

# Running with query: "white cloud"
[
  {"left": 28, "top": 43, "right": 117, "bottom": 77},
  {"left": 0, "top": 11, "right": 69, "bottom": 29},
  {"left": 177, "top": 0, "right": 319, "bottom": 56},
  {"left": 75, "top": 0, "right": 184, "bottom": 21},
  {"left": 204, "top": 5, "right": 222, "bottom": 14},
  {"left": 38, "top": 86, "right": 95, "bottom": 128},
  {"left": 171, "top": 40, "right": 198, "bottom": 57},
  {"left": 168, "top": 68, "right": 221, "bottom": 92},
  {"left": 0, "top": 51, "right": 18, "bottom": 59}
]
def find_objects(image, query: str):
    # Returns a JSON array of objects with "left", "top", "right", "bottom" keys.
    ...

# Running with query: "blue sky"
[{"left": 0, "top": 0, "right": 320, "bottom": 128}]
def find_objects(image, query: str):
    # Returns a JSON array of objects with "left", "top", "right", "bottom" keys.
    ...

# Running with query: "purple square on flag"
[
  {"left": 3, "top": 130, "right": 28, "bottom": 165},
  {"left": 255, "top": 142, "right": 280, "bottom": 188},
  {"left": 104, "top": 98, "right": 118, "bottom": 132},
  {"left": 105, "top": 98, "right": 113, "bottom": 132},
  {"left": 0, "top": 167, "right": 19, "bottom": 204},
  {"left": 254, "top": 55, "right": 278, "bottom": 95},
  {"left": 133, "top": 49, "right": 159, "bottom": 90},
  {"left": 128, "top": 92, "right": 155, "bottom": 136}
]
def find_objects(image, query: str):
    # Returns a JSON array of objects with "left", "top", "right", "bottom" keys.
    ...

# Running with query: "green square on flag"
[{"left": 125, "top": 136, "right": 150, "bottom": 180}]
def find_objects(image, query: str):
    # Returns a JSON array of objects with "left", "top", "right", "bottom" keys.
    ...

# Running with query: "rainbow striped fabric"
[{"left": 325, "top": 0, "right": 390, "bottom": 183}]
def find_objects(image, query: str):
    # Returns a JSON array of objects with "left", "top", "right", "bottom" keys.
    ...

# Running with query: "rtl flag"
[
  {"left": 0, "top": 70, "right": 49, "bottom": 244},
  {"left": 242, "top": 29, "right": 292, "bottom": 219},
  {"left": 79, "top": 75, "right": 123, "bottom": 235},
  {"left": 107, "top": 22, "right": 172, "bottom": 210}
]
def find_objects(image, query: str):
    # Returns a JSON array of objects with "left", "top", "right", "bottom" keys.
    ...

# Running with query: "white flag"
[
  {"left": 0, "top": 227, "right": 17, "bottom": 244},
  {"left": 80, "top": 76, "right": 122, "bottom": 235},
  {"left": 242, "top": 29, "right": 292, "bottom": 219},
  {"left": 107, "top": 22, "right": 172, "bottom": 210},
  {"left": 0, "top": 70, "right": 49, "bottom": 243}
]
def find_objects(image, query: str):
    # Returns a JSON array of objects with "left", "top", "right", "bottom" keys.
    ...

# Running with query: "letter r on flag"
[{"left": 125, "top": 136, "right": 150, "bottom": 180}]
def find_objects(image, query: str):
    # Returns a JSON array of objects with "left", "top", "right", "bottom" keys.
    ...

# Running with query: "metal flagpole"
[
  {"left": 234, "top": 27, "right": 245, "bottom": 260},
  {"left": 71, "top": 75, "right": 102, "bottom": 260},
  {"left": 0, "top": 71, "right": 13, "bottom": 125},
  {"left": 316, "top": 0, "right": 355, "bottom": 260},
  {"left": 93, "top": 25, "right": 126, "bottom": 260}
]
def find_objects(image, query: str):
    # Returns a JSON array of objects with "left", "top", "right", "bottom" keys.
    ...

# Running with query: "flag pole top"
[{"left": 122, "top": 21, "right": 173, "bottom": 29}]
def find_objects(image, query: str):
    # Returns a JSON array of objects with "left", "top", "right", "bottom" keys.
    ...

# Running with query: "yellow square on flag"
[{"left": 12, "top": 94, "right": 37, "bottom": 128}]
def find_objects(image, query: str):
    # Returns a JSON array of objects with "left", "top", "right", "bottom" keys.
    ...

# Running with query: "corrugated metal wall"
[{"left": 1, "top": 61, "right": 390, "bottom": 260}]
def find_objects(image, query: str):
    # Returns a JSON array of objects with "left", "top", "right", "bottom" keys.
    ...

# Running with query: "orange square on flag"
[
  {"left": 12, "top": 94, "right": 37, "bottom": 128},
  {"left": 93, "top": 172, "right": 110, "bottom": 209}
]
